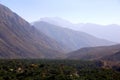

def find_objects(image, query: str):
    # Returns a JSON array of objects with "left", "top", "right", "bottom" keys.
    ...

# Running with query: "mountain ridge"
[
  {"left": 67, "top": 44, "right": 120, "bottom": 60},
  {"left": 0, "top": 3, "right": 65, "bottom": 59},
  {"left": 39, "top": 17, "right": 120, "bottom": 43},
  {"left": 33, "top": 21, "right": 115, "bottom": 51}
]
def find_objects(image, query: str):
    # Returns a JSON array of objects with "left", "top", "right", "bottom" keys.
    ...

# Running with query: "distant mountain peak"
[
  {"left": 38, "top": 17, "right": 120, "bottom": 43},
  {"left": 39, "top": 17, "right": 75, "bottom": 28}
]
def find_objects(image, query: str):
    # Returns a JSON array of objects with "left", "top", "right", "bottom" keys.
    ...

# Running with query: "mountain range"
[
  {"left": 0, "top": 4, "right": 66, "bottom": 59},
  {"left": 33, "top": 21, "right": 115, "bottom": 51},
  {"left": 40, "top": 17, "right": 120, "bottom": 43},
  {"left": 0, "top": 3, "right": 120, "bottom": 62}
]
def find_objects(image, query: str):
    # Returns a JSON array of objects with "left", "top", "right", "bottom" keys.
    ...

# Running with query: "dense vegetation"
[{"left": 0, "top": 59, "right": 120, "bottom": 80}]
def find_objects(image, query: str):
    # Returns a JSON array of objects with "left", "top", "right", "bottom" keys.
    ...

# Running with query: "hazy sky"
[{"left": 0, "top": 0, "right": 120, "bottom": 24}]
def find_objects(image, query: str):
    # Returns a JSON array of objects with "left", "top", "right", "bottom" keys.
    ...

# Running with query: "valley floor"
[{"left": 0, "top": 59, "right": 120, "bottom": 80}]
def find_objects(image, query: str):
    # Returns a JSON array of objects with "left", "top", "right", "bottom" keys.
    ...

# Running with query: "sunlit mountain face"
[{"left": 0, "top": 4, "right": 66, "bottom": 59}]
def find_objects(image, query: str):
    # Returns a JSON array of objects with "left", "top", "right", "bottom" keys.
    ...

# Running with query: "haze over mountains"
[
  {"left": 33, "top": 17, "right": 120, "bottom": 62},
  {"left": 33, "top": 21, "right": 115, "bottom": 51},
  {"left": 40, "top": 17, "right": 120, "bottom": 43},
  {"left": 0, "top": 3, "right": 120, "bottom": 62},
  {"left": 0, "top": 4, "right": 66, "bottom": 59},
  {"left": 76, "top": 24, "right": 120, "bottom": 43}
]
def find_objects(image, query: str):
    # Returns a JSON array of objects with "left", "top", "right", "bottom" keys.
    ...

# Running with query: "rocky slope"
[{"left": 0, "top": 4, "right": 65, "bottom": 59}]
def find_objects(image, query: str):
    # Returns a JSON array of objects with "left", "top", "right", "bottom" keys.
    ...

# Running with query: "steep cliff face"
[{"left": 0, "top": 4, "right": 65, "bottom": 59}]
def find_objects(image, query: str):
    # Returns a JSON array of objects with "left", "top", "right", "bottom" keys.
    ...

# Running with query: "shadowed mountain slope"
[
  {"left": 102, "top": 51, "right": 120, "bottom": 61},
  {"left": 67, "top": 44, "right": 120, "bottom": 60}
]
